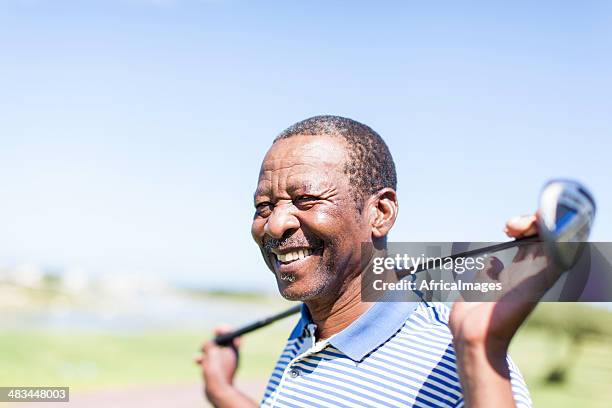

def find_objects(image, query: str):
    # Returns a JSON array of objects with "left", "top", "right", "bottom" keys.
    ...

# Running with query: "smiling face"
[{"left": 251, "top": 135, "right": 372, "bottom": 301}]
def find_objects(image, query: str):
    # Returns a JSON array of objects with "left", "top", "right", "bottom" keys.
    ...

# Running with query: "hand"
[
  {"left": 450, "top": 214, "right": 554, "bottom": 348},
  {"left": 195, "top": 325, "right": 241, "bottom": 405},
  {"left": 449, "top": 214, "right": 560, "bottom": 407}
]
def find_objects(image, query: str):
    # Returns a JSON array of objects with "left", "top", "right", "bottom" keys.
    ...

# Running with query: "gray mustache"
[{"left": 263, "top": 234, "right": 323, "bottom": 252}]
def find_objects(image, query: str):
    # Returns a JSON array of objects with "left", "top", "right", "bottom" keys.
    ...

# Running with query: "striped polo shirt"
[{"left": 260, "top": 301, "right": 531, "bottom": 407}]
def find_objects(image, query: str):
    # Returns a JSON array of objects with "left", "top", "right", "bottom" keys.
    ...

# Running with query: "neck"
[{"left": 304, "top": 274, "right": 371, "bottom": 340}]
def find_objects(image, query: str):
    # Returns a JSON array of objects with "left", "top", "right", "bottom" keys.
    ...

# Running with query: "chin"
[{"left": 277, "top": 279, "right": 327, "bottom": 301}]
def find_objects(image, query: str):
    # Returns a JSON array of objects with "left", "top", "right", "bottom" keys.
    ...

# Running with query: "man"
[{"left": 197, "top": 115, "right": 548, "bottom": 407}]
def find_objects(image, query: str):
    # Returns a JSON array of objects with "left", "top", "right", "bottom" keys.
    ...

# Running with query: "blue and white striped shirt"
[{"left": 261, "top": 301, "right": 531, "bottom": 407}]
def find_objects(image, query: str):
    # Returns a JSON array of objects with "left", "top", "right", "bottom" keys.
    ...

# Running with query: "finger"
[
  {"left": 201, "top": 324, "right": 236, "bottom": 353},
  {"left": 213, "top": 324, "right": 241, "bottom": 349},
  {"left": 512, "top": 243, "right": 531, "bottom": 263},
  {"left": 504, "top": 214, "right": 537, "bottom": 237},
  {"left": 505, "top": 214, "right": 537, "bottom": 238},
  {"left": 201, "top": 340, "right": 217, "bottom": 353},
  {"left": 464, "top": 256, "right": 504, "bottom": 301},
  {"left": 213, "top": 324, "right": 234, "bottom": 336},
  {"left": 483, "top": 256, "right": 504, "bottom": 281},
  {"left": 232, "top": 336, "right": 241, "bottom": 349},
  {"left": 512, "top": 240, "right": 544, "bottom": 264}
]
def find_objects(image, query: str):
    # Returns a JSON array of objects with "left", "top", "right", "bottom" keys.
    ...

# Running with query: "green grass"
[
  {"left": 510, "top": 328, "right": 612, "bottom": 407},
  {"left": 510, "top": 304, "right": 612, "bottom": 408},
  {"left": 0, "top": 330, "right": 200, "bottom": 390},
  {"left": 0, "top": 327, "right": 288, "bottom": 392}
]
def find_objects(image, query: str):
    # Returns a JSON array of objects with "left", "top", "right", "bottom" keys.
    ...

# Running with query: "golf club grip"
[{"left": 214, "top": 304, "right": 302, "bottom": 346}]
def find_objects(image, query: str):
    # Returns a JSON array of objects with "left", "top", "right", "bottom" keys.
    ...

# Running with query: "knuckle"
[{"left": 201, "top": 341, "right": 214, "bottom": 352}]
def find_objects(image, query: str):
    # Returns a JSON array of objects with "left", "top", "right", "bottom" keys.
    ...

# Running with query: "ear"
[{"left": 367, "top": 188, "right": 399, "bottom": 239}]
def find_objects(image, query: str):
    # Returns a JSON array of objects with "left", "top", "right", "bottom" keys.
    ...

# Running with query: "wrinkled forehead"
[{"left": 256, "top": 135, "right": 349, "bottom": 195}]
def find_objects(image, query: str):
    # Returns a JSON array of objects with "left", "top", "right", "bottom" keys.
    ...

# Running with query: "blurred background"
[{"left": 1, "top": 0, "right": 611, "bottom": 406}]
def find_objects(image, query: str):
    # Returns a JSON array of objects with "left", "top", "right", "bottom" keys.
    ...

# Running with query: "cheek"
[
  {"left": 311, "top": 211, "right": 334, "bottom": 228},
  {"left": 251, "top": 218, "right": 265, "bottom": 243},
  {"left": 308, "top": 208, "right": 365, "bottom": 245},
  {"left": 304, "top": 210, "right": 344, "bottom": 243}
]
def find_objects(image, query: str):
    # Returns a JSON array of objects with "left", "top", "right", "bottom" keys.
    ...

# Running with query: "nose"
[{"left": 264, "top": 202, "right": 300, "bottom": 239}]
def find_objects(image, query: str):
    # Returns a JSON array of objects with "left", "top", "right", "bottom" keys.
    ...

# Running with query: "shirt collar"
[
  {"left": 288, "top": 300, "right": 419, "bottom": 362},
  {"left": 288, "top": 303, "right": 313, "bottom": 340}
]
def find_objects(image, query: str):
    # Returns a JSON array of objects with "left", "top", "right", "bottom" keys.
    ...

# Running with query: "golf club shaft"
[
  {"left": 213, "top": 235, "right": 538, "bottom": 346},
  {"left": 214, "top": 304, "right": 302, "bottom": 346},
  {"left": 396, "top": 235, "right": 539, "bottom": 278}
]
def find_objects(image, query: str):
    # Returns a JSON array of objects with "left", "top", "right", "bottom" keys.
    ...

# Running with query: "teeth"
[{"left": 276, "top": 248, "right": 314, "bottom": 263}]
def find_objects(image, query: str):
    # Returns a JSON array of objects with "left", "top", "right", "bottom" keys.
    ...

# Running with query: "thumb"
[
  {"left": 505, "top": 214, "right": 537, "bottom": 238},
  {"left": 213, "top": 324, "right": 241, "bottom": 348}
]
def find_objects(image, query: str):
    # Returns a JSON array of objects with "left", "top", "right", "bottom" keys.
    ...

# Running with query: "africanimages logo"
[{"left": 372, "top": 254, "right": 487, "bottom": 275}]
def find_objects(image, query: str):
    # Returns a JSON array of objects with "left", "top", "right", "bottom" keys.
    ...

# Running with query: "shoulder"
[
  {"left": 376, "top": 302, "right": 458, "bottom": 377},
  {"left": 400, "top": 301, "right": 454, "bottom": 339},
  {"left": 390, "top": 301, "right": 532, "bottom": 408}
]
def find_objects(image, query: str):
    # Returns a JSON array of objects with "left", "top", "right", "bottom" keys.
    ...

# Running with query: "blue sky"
[{"left": 1, "top": 0, "right": 610, "bottom": 291}]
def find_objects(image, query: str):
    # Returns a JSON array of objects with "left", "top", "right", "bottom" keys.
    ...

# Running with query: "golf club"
[
  {"left": 214, "top": 304, "right": 302, "bottom": 346},
  {"left": 214, "top": 179, "right": 596, "bottom": 346}
]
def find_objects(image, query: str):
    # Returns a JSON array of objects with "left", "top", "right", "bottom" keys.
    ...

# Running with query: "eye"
[
  {"left": 294, "top": 195, "right": 318, "bottom": 209},
  {"left": 255, "top": 202, "right": 273, "bottom": 217}
]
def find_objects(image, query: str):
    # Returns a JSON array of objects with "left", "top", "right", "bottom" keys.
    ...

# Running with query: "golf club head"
[{"left": 538, "top": 179, "right": 596, "bottom": 269}]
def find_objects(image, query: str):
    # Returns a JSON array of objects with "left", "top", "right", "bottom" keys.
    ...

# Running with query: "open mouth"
[
  {"left": 270, "top": 246, "right": 323, "bottom": 267},
  {"left": 275, "top": 248, "right": 313, "bottom": 263}
]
